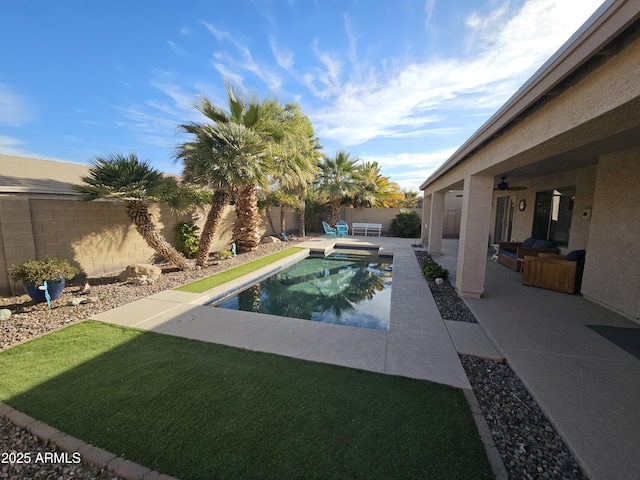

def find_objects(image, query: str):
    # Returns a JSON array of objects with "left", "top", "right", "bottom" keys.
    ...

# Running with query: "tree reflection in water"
[{"left": 218, "top": 255, "right": 393, "bottom": 330}]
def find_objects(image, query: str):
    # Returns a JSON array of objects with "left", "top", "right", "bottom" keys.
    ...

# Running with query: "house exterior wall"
[
  {"left": 420, "top": 15, "right": 640, "bottom": 318},
  {"left": 495, "top": 165, "right": 597, "bottom": 253},
  {"left": 581, "top": 148, "right": 640, "bottom": 320}
]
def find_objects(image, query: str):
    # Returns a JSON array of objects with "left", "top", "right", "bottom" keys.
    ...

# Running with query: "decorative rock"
[
  {"left": 131, "top": 274, "right": 159, "bottom": 286},
  {"left": 118, "top": 264, "right": 162, "bottom": 282},
  {"left": 67, "top": 297, "right": 88, "bottom": 306},
  {"left": 0, "top": 309, "right": 11, "bottom": 321},
  {"left": 261, "top": 236, "right": 281, "bottom": 244}
]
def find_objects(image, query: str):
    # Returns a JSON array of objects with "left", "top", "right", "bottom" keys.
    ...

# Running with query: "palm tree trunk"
[
  {"left": 298, "top": 197, "right": 306, "bottom": 237},
  {"left": 196, "top": 191, "right": 229, "bottom": 267},
  {"left": 328, "top": 199, "right": 341, "bottom": 225},
  {"left": 279, "top": 207, "right": 286, "bottom": 236},
  {"left": 233, "top": 185, "right": 262, "bottom": 253},
  {"left": 126, "top": 201, "right": 189, "bottom": 270}
]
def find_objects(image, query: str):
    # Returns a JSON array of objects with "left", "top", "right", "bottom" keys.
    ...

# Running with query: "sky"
[{"left": 0, "top": 0, "right": 607, "bottom": 192}]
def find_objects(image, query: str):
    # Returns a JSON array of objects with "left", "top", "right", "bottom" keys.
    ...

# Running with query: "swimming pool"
[{"left": 213, "top": 252, "right": 393, "bottom": 330}]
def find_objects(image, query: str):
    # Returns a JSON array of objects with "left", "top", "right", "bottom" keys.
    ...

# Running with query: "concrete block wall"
[{"left": 0, "top": 198, "right": 193, "bottom": 296}]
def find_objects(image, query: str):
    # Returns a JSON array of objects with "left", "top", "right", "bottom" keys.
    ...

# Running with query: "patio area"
[{"left": 434, "top": 238, "right": 640, "bottom": 480}]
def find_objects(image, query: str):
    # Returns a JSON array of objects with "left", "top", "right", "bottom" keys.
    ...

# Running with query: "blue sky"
[{"left": 1, "top": 0, "right": 605, "bottom": 191}]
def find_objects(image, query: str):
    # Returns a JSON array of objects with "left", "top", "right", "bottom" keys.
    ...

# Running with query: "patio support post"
[
  {"left": 427, "top": 191, "right": 445, "bottom": 255},
  {"left": 421, "top": 194, "right": 432, "bottom": 245},
  {"left": 456, "top": 174, "right": 493, "bottom": 298}
]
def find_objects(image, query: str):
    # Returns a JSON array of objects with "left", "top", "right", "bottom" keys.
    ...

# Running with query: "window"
[{"left": 531, "top": 187, "right": 575, "bottom": 246}]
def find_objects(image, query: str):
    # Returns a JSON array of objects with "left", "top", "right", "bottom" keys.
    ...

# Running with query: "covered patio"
[{"left": 436, "top": 238, "right": 640, "bottom": 480}]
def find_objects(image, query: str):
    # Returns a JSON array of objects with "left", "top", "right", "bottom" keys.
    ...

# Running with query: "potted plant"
[{"left": 9, "top": 258, "right": 79, "bottom": 303}]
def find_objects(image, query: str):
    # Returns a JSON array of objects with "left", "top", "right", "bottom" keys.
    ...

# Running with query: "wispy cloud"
[
  {"left": 0, "top": 84, "right": 34, "bottom": 126},
  {"left": 203, "top": 22, "right": 283, "bottom": 91},
  {"left": 306, "top": 0, "right": 604, "bottom": 146},
  {"left": 0, "top": 135, "right": 35, "bottom": 156}
]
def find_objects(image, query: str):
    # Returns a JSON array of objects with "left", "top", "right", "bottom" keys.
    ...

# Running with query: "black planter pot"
[{"left": 24, "top": 279, "right": 66, "bottom": 303}]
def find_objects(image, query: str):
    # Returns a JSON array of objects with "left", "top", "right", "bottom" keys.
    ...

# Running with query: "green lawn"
[
  {"left": 0, "top": 321, "right": 493, "bottom": 480},
  {"left": 176, "top": 247, "right": 304, "bottom": 293}
]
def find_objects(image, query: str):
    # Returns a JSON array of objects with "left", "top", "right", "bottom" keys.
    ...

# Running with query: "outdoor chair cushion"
[{"left": 565, "top": 249, "right": 586, "bottom": 261}]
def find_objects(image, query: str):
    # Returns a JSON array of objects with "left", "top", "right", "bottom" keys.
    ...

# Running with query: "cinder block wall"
[
  {"left": 0, "top": 198, "right": 193, "bottom": 295},
  {"left": 341, "top": 208, "right": 423, "bottom": 234}
]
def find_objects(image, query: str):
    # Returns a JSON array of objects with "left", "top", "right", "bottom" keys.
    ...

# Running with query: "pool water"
[{"left": 214, "top": 252, "right": 393, "bottom": 330}]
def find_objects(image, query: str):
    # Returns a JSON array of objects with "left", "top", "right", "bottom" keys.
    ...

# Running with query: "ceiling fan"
[{"left": 494, "top": 176, "right": 527, "bottom": 191}]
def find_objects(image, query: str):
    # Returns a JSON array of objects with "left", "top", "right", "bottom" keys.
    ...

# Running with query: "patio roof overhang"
[{"left": 420, "top": 0, "right": 640, "bottom": 191}]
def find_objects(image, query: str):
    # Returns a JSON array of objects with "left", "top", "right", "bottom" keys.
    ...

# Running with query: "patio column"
[
  {"left": 421, "top": 193, "right": 431, "bottom": 245},
  {"left": 427, "top": 191, "right": 445, "bottom": 255},
  {"left": 456, "top": 174, "right": 493, "bottom": 298}
]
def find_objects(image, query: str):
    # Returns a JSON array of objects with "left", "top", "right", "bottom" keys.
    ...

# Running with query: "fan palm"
[
  {"left": 317, "top": 151, "right": 362, "bottom": 224},
  {"left": 269, "top": 103, "right": 321, "bottom": 237},
  {"left": 184, "top": 84, "right": 281, "bottom": 253},
  {"left": 176, "top": 121, "right": 266, "bottom": 264},
  {"left": 74, "top": 153, "right": 191, "bottom": 270},
  {"left": 352, "top": 161, "right": 404, "bottom": 208}
]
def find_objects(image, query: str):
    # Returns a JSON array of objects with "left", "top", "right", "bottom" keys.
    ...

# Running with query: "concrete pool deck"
[{"left": 90, "top": 236, "right": 501, "bottom": 389}]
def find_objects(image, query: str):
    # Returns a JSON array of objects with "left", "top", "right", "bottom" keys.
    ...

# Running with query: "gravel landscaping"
[
  {"left": 0, "top": 243, "right": 587, "bottom": 479},
  {"left": 416, "top": 249, "right": 588, "bottom": 480}
]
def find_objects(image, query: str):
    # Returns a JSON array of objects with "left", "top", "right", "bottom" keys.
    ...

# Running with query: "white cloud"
[
  {"left": 0, "top": 135, "right": 34, "bottom": 156},
  {"left": 362, "top": 148, "right": 457, "bottom": 170},
  {"left": 0, "top": 84, "right": 34, "bottom": 126},
  {"left": 269, "top": 36, "right": 294, "bottom": 71},
  {"left": 204, "top": 22, "right": 283, "bottom": 92},
  {"left": 306, "top": 0, "right": 605, "bottom": 146}
]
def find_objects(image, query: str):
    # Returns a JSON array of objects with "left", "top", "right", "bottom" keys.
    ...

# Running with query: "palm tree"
[
  {"left": 185, "top": 84, "right": 281, "bottom": 253},
  {"left": 351, "top": 161, "right": 404, "bottom": 208},
  {"left": 269, "top": 103, "right": 321, "bottom": 237},
  {"left": 74, "top": 153, "right": 191, "bottom": 270},
  {"left": 316, "top": 151, "right": 362, "bottom": 224},
  {"left": 176, "top": 121, "right": 265, "bottom": 264}
]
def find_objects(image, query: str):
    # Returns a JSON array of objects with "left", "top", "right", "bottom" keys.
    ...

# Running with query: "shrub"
[
  {"left": 9, "top": 258, "right": 79, "bottom": 285},
  {"left": 389, "top": 210, "right": 422, "bottom": 238},
  {"left": 216, "top": 250, "right": 233, "bottom": 260},
  {"left": 175, "top": 222, "right": 200, "bottom": 259},
  {"left": 422, "top": 260, "right": 449, "bottom": 280}
]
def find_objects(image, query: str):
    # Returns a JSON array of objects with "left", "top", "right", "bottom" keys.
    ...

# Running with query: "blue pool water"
[{"left": 214, "top": 252, "right": 393, "bottom": 330}]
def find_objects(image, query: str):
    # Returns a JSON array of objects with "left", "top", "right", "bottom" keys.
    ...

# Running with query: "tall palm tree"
[
  {"left": 74, "top": 153, "right": 191, "bottom": 270},
  {"left": 176, "top": 121, "right": 265, "bottom": 264},
  {"left": 186, "top": 84, "right": 280, "bottom": 253},
  {"left": 317, "top": 151, "right": 362, "bottom": 224},
  {"left": 269, "top": 103, "right": 321, "bottom": 237}
]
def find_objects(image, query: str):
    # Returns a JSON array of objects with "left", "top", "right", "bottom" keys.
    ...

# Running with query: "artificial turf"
[
  {"left": 0, "top": 321, "right": 493, "bottom": 480},
  {"left": 175, "top": 247, "right": 304, "bottom": 293}
]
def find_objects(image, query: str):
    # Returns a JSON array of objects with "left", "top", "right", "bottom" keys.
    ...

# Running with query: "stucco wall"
[
  {"left": 496, "top": 165, "right": 597, "bottom": 253},
  {"left": 581, "top": 148, "right": 640, "bottom": 320}
]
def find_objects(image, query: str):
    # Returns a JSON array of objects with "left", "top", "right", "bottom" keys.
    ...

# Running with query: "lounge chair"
[{"left": 322, "top": 221, "right": 338, "bottom": 238}]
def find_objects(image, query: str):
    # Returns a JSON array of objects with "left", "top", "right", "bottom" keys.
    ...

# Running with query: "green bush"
[
  {"left": 174, "top": 222, "right": 200, "bottom": 259},
  {"left": 389, "top": 210, "right": 422, "bottom": 238},
  {"left": 9, "top": 258, "right": 79, "bottom": 285},
  {"left": 216, "top": 250, "right": 233, "bottom": 260},
  {"left": 422, "top": 260, "right": 449, "bottom": 280}
]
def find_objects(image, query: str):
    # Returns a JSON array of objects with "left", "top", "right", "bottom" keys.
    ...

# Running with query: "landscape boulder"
[
  {"left": 118, "top": 264, "right": 162, "bottom": 283},
  {"left": 261, "top": 236, "right": 281, "bottom": 244}
]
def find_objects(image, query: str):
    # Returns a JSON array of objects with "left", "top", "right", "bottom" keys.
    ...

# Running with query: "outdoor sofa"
[{"left": 497, "top": 237, "right": 557, "bottom": 272}]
